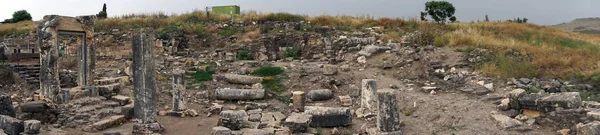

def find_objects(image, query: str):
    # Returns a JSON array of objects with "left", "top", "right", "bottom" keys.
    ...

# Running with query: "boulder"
[
  {"left": 211, "top": 126, "right": 232, "bottom": 135},
  {"left": 23, "top": 120, "right": 41, "bottom": 134},
  {"left": 283, "top": 113, "right": 312, "bottom": 133},
  {"left": 490, "top": 113, "right": 522, "bottom": 129},
  {"left": 577, "top": 121, "right": 600, "bottom": 135},
  {"left": 322, "top": 65, "right": 338, "bottom": 75},
  {"left": 0, "top": 115, "right": 23, "bottom": 135},
  {"left": 219, "top": 110, "right": 247, "bottom": 130}
]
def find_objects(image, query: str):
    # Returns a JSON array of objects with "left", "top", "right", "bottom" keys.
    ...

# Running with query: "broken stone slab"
[
  {"left": 508, "top": 89, "right": 526, "bottom": 110},
  {"left": 0, "top": 115, "right": 24, "bottom": 135},
  {"left": 211, "top": 126, "right": 232, "bottom": 135},
  {"left": 219, "top": 110, "right": 247, "bottom": 130},
  {"left": 322, "top": 65, "right": 338, "bottom": 75},
  {"left": 20, "top": 101, "right": 48, "bottom": 113},
  {"left": 587, "top": 111, "right": 600, "bottom": 121},
  {"left": 490, "top": 112, "right": 523, "bottom": 129},
  {"left": 577, "top": 121, "right": 600, "bottom": 135},
  {"left": 23, "top": 120, "right": 41, "bottom": 134},
  {"left": 111, "top": 95, "right": 130, "bottom": 106},
  {"left": 358, "top": 45, "right": 391, "bottom": 57},
  {"left": 583, "top": 101, "right": 600, "bottom": 109},
  {"left": 307, "top": 89, "right": 333, "bottom": 101},
  {"left": 518, "top": 92, "right": 582, "bottom": 112},
  {"left": 92, "top": 115, "right": 126, "bottom": 131},
  {"left": 0, "top": 95, "right": 16, "bottom": 117},
  {"left": 283, "top": 113, "right": 312, "bottom": 133},
  {"left": 303, "top": 106, "right": 352, "bottom": 127},
  {"left": 215, "top": 88, "right": 265, "bottom": 100},
  {"left": 97, "top": 83, "right": 121, "bottom": 98},
  {"left": 222, "top": 74, "right": 262, "bottom": 85}
]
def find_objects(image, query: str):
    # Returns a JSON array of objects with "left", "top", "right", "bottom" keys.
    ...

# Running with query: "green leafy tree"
[
  {"left": 485, "top": 15, "right": 489, "bottom": 22},
  {"left": 3, "top": 10, "right": 32, "bottom": 23},
  {"left": 96, "top": 3, "right": 107, "bottom": 19},
  {"left": 523, "top": 18, "right": 528, "bottom": 23},
  {"left": 420, "top": 1, "right": 457, "bottom": 23}
]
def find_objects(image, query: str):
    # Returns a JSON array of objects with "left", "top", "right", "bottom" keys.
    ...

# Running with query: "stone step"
[
  {"left": 91, "top": 115, "right": 126, "bottom": 131},
  {"left": 94, "top": 76, "right": 127, "bottom": 85},
  {"left": 97, "top": 83, "right": 122, "bottom": 98}
]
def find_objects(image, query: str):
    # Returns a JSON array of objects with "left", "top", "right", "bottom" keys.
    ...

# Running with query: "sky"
[{"left": 0, "top": 0, "right": 599, "bottom": 25}]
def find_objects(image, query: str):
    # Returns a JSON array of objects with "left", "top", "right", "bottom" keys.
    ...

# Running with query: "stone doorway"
[{"left": 37, "top": 15, "right": 95, "bottom": 103}]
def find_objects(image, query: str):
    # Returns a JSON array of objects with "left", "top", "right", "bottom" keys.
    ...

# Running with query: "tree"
[
  {"left": 96, "top": 3, "right": 107, "bottom": 19},
  {"left": 3, "top": 10, "right": 32, "bottom": 23},
  {"left": 523, "top": 18, "right": 528, "bottom": 23},
  {"left": 485, "top": 15, "right": 489, "bottom": 22},
  {"left": 420, "top": 1, "right": 457, "bottom": 23}
]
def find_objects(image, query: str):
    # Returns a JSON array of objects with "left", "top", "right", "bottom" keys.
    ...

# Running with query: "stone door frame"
[{"left": 37, "top": 15, "right": 95, "bottom": 103}]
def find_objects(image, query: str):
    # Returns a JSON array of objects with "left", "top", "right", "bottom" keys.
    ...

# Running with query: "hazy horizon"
[{"left": 1, "top": 0, "right": 599, "bottom": 25}]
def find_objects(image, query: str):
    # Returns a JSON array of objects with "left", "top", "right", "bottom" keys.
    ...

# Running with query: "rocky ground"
[{"left": 1, "top": 21, "right": 600, "bottom": 135}]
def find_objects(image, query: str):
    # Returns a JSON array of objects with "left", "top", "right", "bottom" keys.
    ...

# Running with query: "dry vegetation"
[
  {"left": 2, "top": 11, "right": 599, "bottom": 80},
  {"left": 0, "top": 20, "right": 37, "bottom": 36},
  {"left": 440, "top": 22, "right": 600, "bottom": 79}
]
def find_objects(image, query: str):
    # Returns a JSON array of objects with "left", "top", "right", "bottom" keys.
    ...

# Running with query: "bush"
[
  {"left": 236, "top": 50, "right": 254, "bottom": 60},
  {"left": 218, "top": 26, "right": 244, "bottom": 37},
  {"left": 253, "top": 66, "right": 284, "bottom": 77},
  {"left": 284, "top": 47, "right": 299, "bottom": 59},
  {"left": 263, "top": 13, "right": 305, "bottom": 22}
]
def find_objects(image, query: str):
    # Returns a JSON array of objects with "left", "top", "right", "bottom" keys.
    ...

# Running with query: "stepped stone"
[{"left": 92, "top": 115, "right": 126, "bottom": 131}]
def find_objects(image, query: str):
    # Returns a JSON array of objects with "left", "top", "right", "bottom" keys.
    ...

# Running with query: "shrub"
[
  {"left": 284, "top": 47, "right": 299, "bottom": 59},
  {"left": 218, "top": 26, "right": 244, "bottom": 37},
  {"left": 433, "top": 35, "right": 450, "bottom": 46},
  {"left": 253, "top": 66, "right": 284, "bottom": 77},
  {"left": 263, "top": 13, "right": 305, "bottom": 22},
  {"left": 236, "top": 50, "right": 254, "bottom": 60},
  {"left": 192, "top": 62, "right": 216, "bottom": 82}
]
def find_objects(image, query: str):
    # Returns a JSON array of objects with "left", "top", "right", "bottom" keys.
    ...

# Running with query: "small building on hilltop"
[{"left": 212, "top": 5, "right": 240, "bottom": 15}]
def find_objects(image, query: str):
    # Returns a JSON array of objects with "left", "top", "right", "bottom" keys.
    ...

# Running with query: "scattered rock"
[
  {"left": 490, "top": 112, "right": 523, "bottom": 129},
  {"left": 323, "top": 65, "right": 338, "bottom": 75},
  {"left": 283, "top": 113, "right": 312, "bottom": 133},
  {"left": 577, "top": 121, "right": 600, "bottom": 135},
  {"left": 497, "top": 98, "right": 510, "bottom": 111}
]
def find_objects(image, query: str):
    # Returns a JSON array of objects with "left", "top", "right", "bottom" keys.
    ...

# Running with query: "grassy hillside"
[
  {"left": 553, "top": 17, "right": 600, "bottom": 34},
  {"left": 439, "top": 22, "right": 600, "bottom": 79},
  {"left": 1, "top": 11, "right": 600, "bottom": 81}
]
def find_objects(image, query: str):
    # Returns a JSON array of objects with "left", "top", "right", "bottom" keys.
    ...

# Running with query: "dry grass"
[
  {"left": 0, "top": 21, "right": 37, "bottom": 36},
  {"left": 443, "top": 22, "right": 600, "bottom": 78}
]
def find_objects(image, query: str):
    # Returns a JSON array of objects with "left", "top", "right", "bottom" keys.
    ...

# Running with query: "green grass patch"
[
  {"left": 456, "top": 45, "right": 476, "bottom": 53},
  {"left": 236, "top": 50, "right": 254, "bottom": 60},
  {"left": 191, "top": 62, "right": 217, "bottom": 82},
  {"left": 558, "top": 39, "right": 600, "bottom": 50},
  {"left": 475, "top": 55, "right": 536, "bottom": 78},
  {"left": 253, "top": 66, "right": 284, "bottom": 77}
]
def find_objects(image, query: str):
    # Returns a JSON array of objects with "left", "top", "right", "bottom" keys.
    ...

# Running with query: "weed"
[
  {"left": 284, "top": 47, "right": 299, "bottom": 59},
  {"left": 253, "top": 66, "right": 284, "bottom": 77},
  {"left": 402, "top": 109, "right": 413, "bottom": 116},
  {"left": 476, "top": 55, "right": 536, "bottom": 78},
  {"left": 277, "top": 94, "right": 292, "bottom": 104},
  {"left": 236, "top": 50, "right": 254, "bottom": 60},
  {"left": 218, "top": 26, "right": 244, "bottom": 37},
  {"left": 262, "top": 78, "right": 286, "bottom": 93},
  {"left": 315, "top": 127, "right": 322, "bottom": 135}
]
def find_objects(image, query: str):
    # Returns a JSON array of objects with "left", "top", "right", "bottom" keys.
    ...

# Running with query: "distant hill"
[{"left": 552, "top": 17, "right": 600, "bottom": 34}]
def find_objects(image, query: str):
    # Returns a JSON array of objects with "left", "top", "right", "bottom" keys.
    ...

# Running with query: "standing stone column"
[
  {"left": 376, "top": 89, "right": 402, "bottom": 134},
  {"left": 361, "top": 79, "right": 377, "bottom": 112},
  {"left": 37, "top": 15, "right": 61, "bottom": 103},
  {"left": 292, "top": 91, "right": 305, "bottom": 112},
  {"left": 172, "top": 68, "right": 186, "bottom": 112},
  {"left": 132, "top": 30, "right": 163, "bottom": 134}
]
